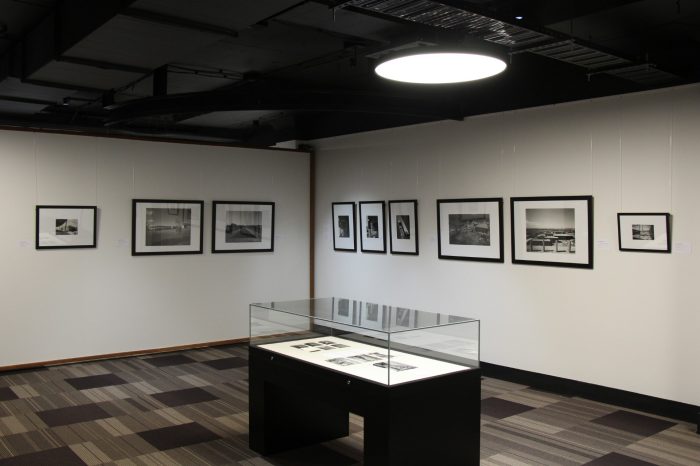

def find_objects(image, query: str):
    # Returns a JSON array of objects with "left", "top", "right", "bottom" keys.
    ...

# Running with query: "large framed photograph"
[
  {"left": 359, "top": 201, "right": 386, "bottom": 253},
  {"left": 618, "top": 213, "right": 671, "bottom": 253},
  {"left": 437, "top": 198, "right": 503, "bottom": 262},
  {"left": 132, "top": 199, "right": 203, "bottom": 256},
  {"left": 511, "top": 195, "right": 593, "bottom": 268},
  {"left": 36, "top": 205, "right": 97, "bottom": 249},
  {"left": 388, "top": 200, "right": 418, "bottom": 255},
  {"left": 332, "top": 202, "right": 356, "bottom": 251},
  {"left": 212, "top": 201, "right": 274, "bottom": 253}
]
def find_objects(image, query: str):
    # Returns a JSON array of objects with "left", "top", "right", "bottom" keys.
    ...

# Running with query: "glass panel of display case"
[{"left": 250, "top": 298, "right": 479, "bottom": 386}]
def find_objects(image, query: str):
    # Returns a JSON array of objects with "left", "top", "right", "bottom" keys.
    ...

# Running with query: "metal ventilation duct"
[{"left": 342, "top": 0, "right": 678, "bottom": 85}]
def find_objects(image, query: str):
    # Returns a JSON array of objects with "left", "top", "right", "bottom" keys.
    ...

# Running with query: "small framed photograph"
[
  {"left": 36, "top": 205, "right": 97, "bottom": 249},
  {"left": 511, "top": 195, "right": 593, "bottom": 268},
  {"left": 617, "top": 213, "right": 671, "bottom": 253},
  {"left": 359, "top": 201, "right": 386, "bottom": 253},
  {"left": 132, "top": 199, "right": 203, "bottom": 256},
  {"left": 437, "top": 198, "right": 503, "bottom": 262},
  {"left": 212, "top": 201, "right": 274, "bottom": 253},
  {"left": 388, "top": 200, "right": 418, "bottom": 255},
  {"left": 332, "top": 202, "right": 356, "bottom": 251}
]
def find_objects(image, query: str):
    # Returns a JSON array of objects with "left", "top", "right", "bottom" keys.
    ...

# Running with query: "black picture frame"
[
  {"left": 388, "top": 200, "right": 419, "bottom": 255},
  {"left": 332, "top": 202, "right": 357, "bottom": 252},
  {"left": 511, "top": 195, "right": 593, "bottom": 269},
  {"left": 359, "top": 201, "right": 387, "bottom": 253},
  {"left": 36, "top": 205, "right": 97, "bottom": 249},
  {"left": 132, "top": 199, "right": 204, "bottom": 256},
  {"left": 212, "top": 201, "right": 275, "bottom": 253},
  {"left": 437, "top": 198, "right": 503, "bottom": 262},
  {"left": 617, "top": 213, "right": 671, "bottom": 253}
]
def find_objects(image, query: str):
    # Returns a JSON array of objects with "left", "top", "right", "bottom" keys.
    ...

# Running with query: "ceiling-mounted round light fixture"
[{"left": 375, "top": 49, "right": 507, "bottom": 84}]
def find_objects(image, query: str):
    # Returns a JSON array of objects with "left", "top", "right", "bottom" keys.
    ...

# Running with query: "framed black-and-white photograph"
[
  {"left": 618, "top": 213, "right": 670, "bottom": 253},
  {"left": 36, "top": 205, "right": 97, "bottom": 249},
  {"left": 212, "top": 201, "right": 274, "bottom": 253},
  {"left": 332, "top": 202, "right": 356, "bottom": 251},
  {"left": 511, "top": 195, "right": 593, "bottom": 268},
  {"left": 132, "top": 199, "right": 203, "bottom": 256},
  {"left": 437, "top": 198, "right": 503, "bottom": 262},
  {"left": 388, "top": 200, "right": 418, "bottom": 255},
  {"left": 359, "top": 201, "right": 386, "bottom": 253}
]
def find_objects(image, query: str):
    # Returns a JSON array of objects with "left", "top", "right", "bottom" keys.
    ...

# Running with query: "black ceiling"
[{"left": 0, "top": 0, "right": 698, "bottom": 147}]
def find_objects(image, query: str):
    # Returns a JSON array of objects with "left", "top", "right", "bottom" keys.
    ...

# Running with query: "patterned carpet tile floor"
[{"left": 0, "top": 345, "right": 698, "bottom": 465}]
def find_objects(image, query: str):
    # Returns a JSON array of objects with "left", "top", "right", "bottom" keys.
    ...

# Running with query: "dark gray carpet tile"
[
  {"left": 151, "top": 388, "right": 218, "bottom": 408},
  {"left": 482, "top": 397, "right": 535, "bottom": 419},
  {"left": 0, "top": 429, "right": 65, "bottom": 458},
  {"left": 65, "top": 374, "right": 128, "bottom": 391},
  {"left": 201, "top": 357, "right": 248, "bottom": 371},
  {"left": 592, "top": 410, "right": 677, "bottom": 438},
  {"left": 0, "top": 446, "right": 85, "bottom": 466},
  {"left": 143, "top": 354, "right": 197, "bottom": 368},
  {"left": 585, "top": 451, "right": 660, "bottom": 465},
  {"left": 0, "top": 388, "right": 18, "bottom": 402},
  {"left": 137, "top": 422, "right": 221, "bottom": 451},
  {"left": 36, "top": 403, "right": 112, "bottom": 427}
]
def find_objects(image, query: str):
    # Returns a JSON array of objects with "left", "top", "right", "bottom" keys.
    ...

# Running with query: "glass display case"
[
  {"left": 250, "top": 297, "right": 480, "bottom": 386},
  {"left": 248, "top": 298, "right": 482, "bottom": 465}
]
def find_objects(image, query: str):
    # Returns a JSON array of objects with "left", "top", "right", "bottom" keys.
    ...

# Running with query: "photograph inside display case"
[{"left": 258, "top": 336, "right": 470, "bottom": 385}]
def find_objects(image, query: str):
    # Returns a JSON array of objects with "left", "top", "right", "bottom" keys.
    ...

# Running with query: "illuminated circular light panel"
[{"left": 375, "top": 52, "right": 507, "bottom": 84}]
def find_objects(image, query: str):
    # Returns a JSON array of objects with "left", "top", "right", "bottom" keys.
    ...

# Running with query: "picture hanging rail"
[
  {"left": 511, "top": 195, "right": 593, "bottom": 269},
  {"left": 36, "top": 205, "right": 97, "bottom": 249},
  {"left": 332, "top": 202, "right": 357, "bottom": 252},
  {"left": 388, "top": 200, "right": 418, "bottom": 255},
  {"left": 437, "top": 198, "right": 503, "bottom": 262},
  {"left": 359, "top": 201, "right": 387, "bottom": 253},
  {"left": 212, "top": 201, "right": 275, "bottom": 253},
  {"left": 132, "top": 199, "right": 204, "bottom": 256},
  {"left": 617, "top": 213, "right": 671, "bottom": 253}
]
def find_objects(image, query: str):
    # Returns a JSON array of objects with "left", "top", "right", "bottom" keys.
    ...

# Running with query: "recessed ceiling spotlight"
[
  {"left": 375, "top": 49, "right": 507, "bottom": 84},
  {"left": 515, "top": 15, "right": 524, "bottom": 20}
]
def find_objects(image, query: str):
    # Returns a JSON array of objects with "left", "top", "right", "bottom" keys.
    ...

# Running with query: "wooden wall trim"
[{"left": 0, "top": 337, "right": 249, "bottom": 373}]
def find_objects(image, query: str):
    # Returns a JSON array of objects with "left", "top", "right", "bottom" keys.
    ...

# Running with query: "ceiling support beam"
[
  {"left": 0, "top": 95, "right": 57, "bottom": 106},
  {"left": 120, "top": 8, "right": 239, "bottom": 38},
  {"left": 57, "top": 56, "right": 150, "bottom": 75},
  {"left": 105, "top": 87, "right": 463, "bottom": 126}
]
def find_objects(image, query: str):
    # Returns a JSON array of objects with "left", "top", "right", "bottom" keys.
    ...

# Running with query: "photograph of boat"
[{"left": 55, "top": 218, "right": 78, "bottom": 235}]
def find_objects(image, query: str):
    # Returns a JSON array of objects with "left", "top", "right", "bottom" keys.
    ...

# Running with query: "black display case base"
[{"left": 249, "top": 345, "right": 481, "bottom": 466}]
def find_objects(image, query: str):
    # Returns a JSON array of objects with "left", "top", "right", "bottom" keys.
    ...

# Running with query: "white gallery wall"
[
  {"left": 0, "top": 130, "right": 310, "bottom": 367},
  {"left": 313, "top": 83, "right": 700, "bottom": 406}
]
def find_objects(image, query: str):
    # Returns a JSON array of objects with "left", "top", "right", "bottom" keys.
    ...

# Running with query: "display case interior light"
[{"left": 375, "top": 51, "right": 507, "bottom": 84}]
